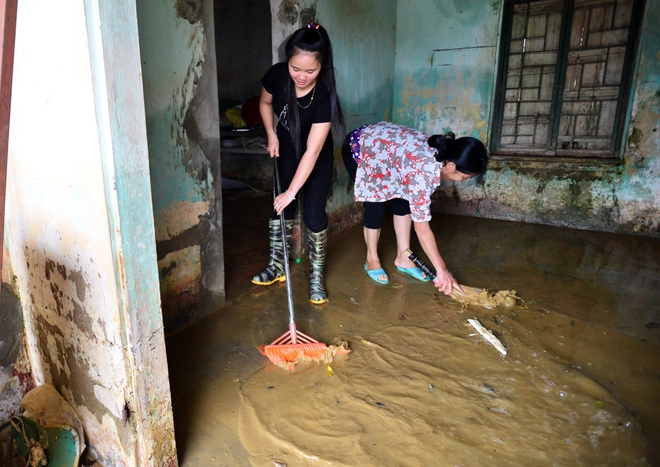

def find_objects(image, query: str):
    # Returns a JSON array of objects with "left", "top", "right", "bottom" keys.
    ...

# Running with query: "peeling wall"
[
  {"left": 393, "top": 0, "right": 660, "bottom": 236},
  {"left": 6, "top": 0, "right": 176, "bottom": 465},
  {"left": 137, "top": 0, "right": 224, "bottom": 333},
  {"left": 394, "top": 0, "right": 499, "bottom": 138}
]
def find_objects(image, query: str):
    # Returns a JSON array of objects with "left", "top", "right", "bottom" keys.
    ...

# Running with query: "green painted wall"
[
  {"left": 393, "top": 0, "right": 500, "bottom": 138},
  {"left": 392, "top": 0, "right": 660, "bottom": 236},
  {"left": 137, "top": 0, "right": 224, "bottom": 332},
  {"left": 138, "top": 0, "right": 209, "bottom": 219},
  {"left": 307, "top": 0, "right": 398, "bottom": 130},
  {"left": 300, "top": 0, "right": 398, "bottom": 216}
]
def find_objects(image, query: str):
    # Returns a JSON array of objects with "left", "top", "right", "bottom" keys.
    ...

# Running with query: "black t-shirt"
[{"left": 261, "top": 62, "right": 333, "bottom": 159}]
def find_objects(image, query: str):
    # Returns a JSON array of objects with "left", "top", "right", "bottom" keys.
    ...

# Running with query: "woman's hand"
[
  {"left": 273, "top": 122, "right": 329, "bottom": 215},
  {"left": 267, "top": 136, "right": 280, "bottom": 158},
  {"left": 259, "top": 87, "right": 279, "bottom": 158},
  {"left": 433, "top": 267, "right": 462, "bottom": 295},
  {"left": 413, "top": 221, "right": 463, "bottom": 295},
  {"left": 274, "top": 189, "right": 295, "bottom": 215}
]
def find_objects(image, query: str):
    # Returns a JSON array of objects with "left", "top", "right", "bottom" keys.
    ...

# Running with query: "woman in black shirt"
[{"left": 252, "top": 23, "right": 344, "bottom": 305}]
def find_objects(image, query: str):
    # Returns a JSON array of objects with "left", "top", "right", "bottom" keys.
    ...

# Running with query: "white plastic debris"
[{"left": 467, "top": 318, "right": 507, "bottom": 356}]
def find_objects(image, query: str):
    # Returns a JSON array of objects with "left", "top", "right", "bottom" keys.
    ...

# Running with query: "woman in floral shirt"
[{"left": 342, "top": 121, "right": 488, "bottom": 295}]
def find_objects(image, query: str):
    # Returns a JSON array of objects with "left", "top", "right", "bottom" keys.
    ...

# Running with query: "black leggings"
[
  {"left": 341, "top": 136, "right": 411, "bottom": 230},
  {"left": 272, "top": 147, "right": 334, "bottom": 233}
]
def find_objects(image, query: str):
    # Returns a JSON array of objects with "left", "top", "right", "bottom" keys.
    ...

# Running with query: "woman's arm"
[
  {"left": 259, "top": 87, "right": 279, "bottom": 158},
  {"left": 274, "top": 122, "right": 331, "bottom": 214},
  {"left": 413, "top": 220, "right": 462, "bottom": 295}
]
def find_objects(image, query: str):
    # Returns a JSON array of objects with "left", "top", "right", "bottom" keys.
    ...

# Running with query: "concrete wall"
[
  {"left": 137, "top": 0, "right": 224, "bottom": 333},
  {"left": 6, "top": 0, "right": 176, "bottom": 465},
  {"left": 393, "top": 0, "right": 660, "bottom": 236},
  {"left": 303, "top": 0, "right": 398, "bottom": 130}
]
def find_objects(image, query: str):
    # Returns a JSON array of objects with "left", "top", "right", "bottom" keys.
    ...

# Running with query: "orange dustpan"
[{"left": 260, "top": 160, "right": 328, "bottom": 367}]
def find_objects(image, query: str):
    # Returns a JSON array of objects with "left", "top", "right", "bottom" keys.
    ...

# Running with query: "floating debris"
[{"left": 467, "top": 318, "right": 507, "bottom": 356}]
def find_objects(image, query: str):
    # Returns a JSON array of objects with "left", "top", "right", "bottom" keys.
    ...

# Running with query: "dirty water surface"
[{"left": 166, "top": 189, "right": 660, "bottom": 467}]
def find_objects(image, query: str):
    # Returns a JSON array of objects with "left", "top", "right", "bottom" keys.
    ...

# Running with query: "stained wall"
[
  {"left": 393, "top": 0, "right": 660, "bottom": 235},
  {"left": 5, "top": 0, "right": 176, "bottom": 465},
  {"left": 136, "top": 0, "right": 224, "bottom": 333}
]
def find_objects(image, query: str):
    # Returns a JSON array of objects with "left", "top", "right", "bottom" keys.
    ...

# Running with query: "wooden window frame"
[{"left": 490, "top": 0, "right": 645, "bottom": 164}]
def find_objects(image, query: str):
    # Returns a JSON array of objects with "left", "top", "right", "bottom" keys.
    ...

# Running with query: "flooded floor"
[{"left": 166, "top": 187, "right": 660, "bottom": 466}]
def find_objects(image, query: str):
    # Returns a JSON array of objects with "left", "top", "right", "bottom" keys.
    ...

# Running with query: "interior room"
[{"left": 1, "top": 0, "right": 659, "bottom": 466}]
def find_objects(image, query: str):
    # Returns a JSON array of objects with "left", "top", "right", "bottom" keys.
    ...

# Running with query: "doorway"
[{"left": 214, "top": 0, "right": 271, "bottom": 110}]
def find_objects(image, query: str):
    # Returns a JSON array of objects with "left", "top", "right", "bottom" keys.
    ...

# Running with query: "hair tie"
[{"left": 307, "top": 22, "right": 321, "bottom": 29}]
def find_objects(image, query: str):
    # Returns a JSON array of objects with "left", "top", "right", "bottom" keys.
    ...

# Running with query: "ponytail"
[
  {"left": 427, "top": 132, "right": 455, "bottom": 159},
  {"left": 429, "top": 132, "right": 488, "bottom": 175}
]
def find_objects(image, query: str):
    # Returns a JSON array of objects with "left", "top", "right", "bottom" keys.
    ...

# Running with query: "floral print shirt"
[{"left": 354, "top": 122, "right": 443, "bottom": 223}]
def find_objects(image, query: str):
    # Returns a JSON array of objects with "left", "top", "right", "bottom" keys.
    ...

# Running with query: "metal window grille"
[{"left": 492, "top": 0, "right": 643, "bottom": 160}]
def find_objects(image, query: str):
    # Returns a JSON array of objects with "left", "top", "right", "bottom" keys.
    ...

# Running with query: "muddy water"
[{"left": 166, "top": 190, "right": 660, "bottom": 466}]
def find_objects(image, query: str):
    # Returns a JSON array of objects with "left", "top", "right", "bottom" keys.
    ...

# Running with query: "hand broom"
[
  {"left": 404, "top": 249, "right": 487, "bottom": 300},
  {"left": 259, "top": 159, "right": 328, "bottom": 367}
]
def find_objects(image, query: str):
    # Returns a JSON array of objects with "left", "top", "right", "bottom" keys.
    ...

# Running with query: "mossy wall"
[{"left": 393, "top": 0, "right": 660, "bottom": 236}]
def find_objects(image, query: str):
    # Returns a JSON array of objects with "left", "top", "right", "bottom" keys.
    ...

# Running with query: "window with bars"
[{"left": 491, "top": 0, "right": 643, "bottom": 160}]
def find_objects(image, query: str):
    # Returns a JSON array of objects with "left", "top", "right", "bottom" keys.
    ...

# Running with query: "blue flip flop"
[
  {"left": 364, "top": 264, "right": 389, "bottom": 284},
  {"left": 396, "top": 266, "right": 431, "bottom": 282}
]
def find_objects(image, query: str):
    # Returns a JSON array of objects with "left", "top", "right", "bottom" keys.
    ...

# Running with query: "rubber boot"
[
  {"left": 308, "top": 229, "right": 328, "bottom": 304},
  {"left": 252, "top": 219, "right": 293, "bottom": 285}
]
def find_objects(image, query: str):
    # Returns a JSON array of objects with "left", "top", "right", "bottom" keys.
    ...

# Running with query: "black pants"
[
  {"left": 273, "top": 147, "right": 333, "bottom": 233},
  {"left": 341, "top": 136, "right": 411, "bottom": 230}
]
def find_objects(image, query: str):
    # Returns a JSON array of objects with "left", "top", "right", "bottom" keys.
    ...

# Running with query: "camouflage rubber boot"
[
  {"left": 252, "top": 219, "right": 293, "bottom": 285},
  {"left": 308, "top": 228, "right": 328, "bottom": 304}
]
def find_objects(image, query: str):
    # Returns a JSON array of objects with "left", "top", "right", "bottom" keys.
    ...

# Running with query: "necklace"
[{"left": 297, "top": 86, "right": 316, "bottom": 109}]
